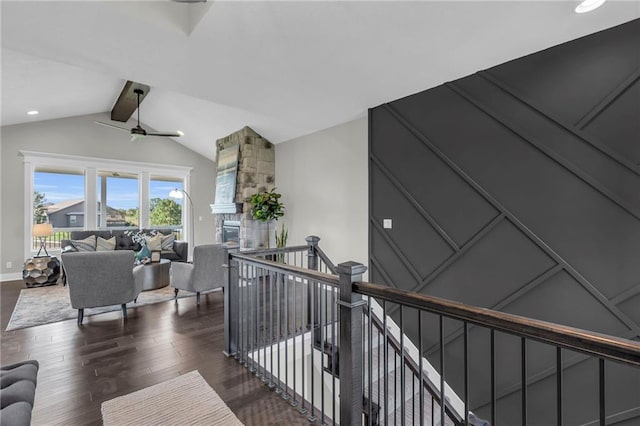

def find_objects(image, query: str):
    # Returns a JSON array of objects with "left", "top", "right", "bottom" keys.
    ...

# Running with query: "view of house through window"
[
  {"left": 97, "top": 172, "right": 139, "bottom": 228},
  {"left": 33, "top": 168, "right": 85, "bottom": 250},
  {"left": 150, "top": 177, "right": 184, "bottom": 239}
]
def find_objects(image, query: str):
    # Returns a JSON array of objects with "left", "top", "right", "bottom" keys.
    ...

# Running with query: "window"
[
  {"left": 33, "top": 169, "right": 85, "bottom": 228},
  {"left": 150, "top": 177, "right": 183, "bottom": 239},
  {"left": 22, "top": 151, "right": 191, "bottom": 257},
  {"left": 32, "top": 168, "right": 85, "bottom": 251},
  {"left": 97, "top": 172, "right": 139, "bottom": 229}
]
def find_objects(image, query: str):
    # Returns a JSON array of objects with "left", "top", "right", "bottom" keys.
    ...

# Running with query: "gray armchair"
[
  {"left": 170, "top": 244, "right": 226, "bottom": 304},
  {"left": 61, "top": 251, "right": 144, "bottom": 324}
]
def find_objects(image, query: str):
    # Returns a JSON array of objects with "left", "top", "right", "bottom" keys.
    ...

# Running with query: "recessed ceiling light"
[
  {"left": 177, "top": 130, "right": 184, "bottom": 136},
  {"left": 575, "top": 0, "right": 606, "bottom": 13},
  {"left": 27, "top": 110, "right": 39, "bottom": 116}
]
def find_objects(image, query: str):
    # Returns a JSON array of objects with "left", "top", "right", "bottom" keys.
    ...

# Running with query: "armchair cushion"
[
  {"left": 170, "top": 244, "right": 226, "bottom": 294},
  {"left": 62, "top": 251, "right": 141, "bottom": 309}
]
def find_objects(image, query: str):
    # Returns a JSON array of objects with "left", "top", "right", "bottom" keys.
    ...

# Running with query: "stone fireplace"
[{"left": 210, "top": 127, "right": 275, "bottom": 250}]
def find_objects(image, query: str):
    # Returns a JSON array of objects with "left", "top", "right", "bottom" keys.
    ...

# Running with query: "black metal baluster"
[
  {"left": 236, "top": 262, "right": 242, "bottom": 365},
  {"left": 464, "top": 321, "right": 469, "bottom": 426},
  {"left": 309, "top": 279, "right": 317, "bottom": 423},
  {"left": 378, "top": 317, "right": 382, "bottom": 422},
  {"left": 331, "top": 285, "right": 336, "bottom": 425},
  {"left": 412, "top": 372, "right": 415, "bottom": 426},
  {"left": 599, "top": 358, "right": 605, "bottom": 426},
  {"left": 269, "top": 270, "right": 275, "bottom": 389},
  {"left": 522, "top": 338, "right": 527, "bottom": 426},
  {"left": 394, "top": 345, "right": 397, "bottom": 426},
  {"left": 276, "top": 271, "right": 282, "bottom": 394},
  {"left": 262, "top": 268, "right": 268, "bottom": 382},
  {"left": 253, "top": 266, "right": 261, "bottom": 378},
  {"left": 292, "top": 273, "right": 298, "bottom": 407},
  {"left": 419, "top": 311, "right": 424, "bottom": 426},
  {"left": 400, "top": 306, "right": 405, "bottom": 426},
  {"left": 284, "top": 271, "right": 290, "bottom": 400},
  {"left": 556, "top": 347, "right": 562, "bottom": 426},
  {"left": 368, "top": 297, "right": 373, "bottom": 426},
  {"left": 383, "top": 300, "right": 389, "bottom": 426},
  {"left": 431, "top": 396, "right": 434, "bottom": 426},
  {"left": 300, "top": 278, "right": 307, "bottom": 415},
  {"left": 320, "top": 283, "right": 325, "bottom": 424},
  {"left": 439, "top": 316, "right": 445, "bottom": 426},
  {"left": 247, "top": 265, "right": 255, "bottom": 373},
  {"left": 491, "top": 329, "right": 496, "bottom": 426}
]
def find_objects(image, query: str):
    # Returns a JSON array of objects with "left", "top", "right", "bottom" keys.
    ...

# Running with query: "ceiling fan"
[{"left": 94, "top": 88, "right": 182, "bottom": 142}]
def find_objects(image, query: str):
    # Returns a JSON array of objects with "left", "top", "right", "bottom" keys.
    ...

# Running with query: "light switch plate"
[{"left": 383, "top": 219, "right": 392, "bottom": 229}]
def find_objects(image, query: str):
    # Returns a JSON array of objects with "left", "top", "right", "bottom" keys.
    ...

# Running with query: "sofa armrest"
[
  {"left": 60, "top": 239, "right": 75, "bottom": 251},
  {"left": 172, "top": 240, "right": 188, "bottom": 262}
]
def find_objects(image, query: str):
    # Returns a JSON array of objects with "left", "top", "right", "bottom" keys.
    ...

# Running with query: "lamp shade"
[
  {"left": 169, "top": 188, "right": 184, "bottom": 199},
  {"left": 33, "top": 223, "right": 53, "bottom": 237}
]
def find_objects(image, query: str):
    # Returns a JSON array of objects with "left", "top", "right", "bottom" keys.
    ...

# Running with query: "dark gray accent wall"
[{"left": 369, "top": 19, "right": 640, "bottom": 425}]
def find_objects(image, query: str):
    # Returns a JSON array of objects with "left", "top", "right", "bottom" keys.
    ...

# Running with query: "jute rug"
[
  {"left": 6, "top": 284, "right": 219, "bottom": 331},
  {"left": 101, "top": 370, "right": 243, "bottom": 426}
]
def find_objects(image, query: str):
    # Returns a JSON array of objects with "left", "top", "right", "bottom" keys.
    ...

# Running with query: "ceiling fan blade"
[
  {"left": 146, "top": 131, "right": 182, "bottom": 137},
  {"left": 94, "top": 121, "right": 130, "bottom": 132}
]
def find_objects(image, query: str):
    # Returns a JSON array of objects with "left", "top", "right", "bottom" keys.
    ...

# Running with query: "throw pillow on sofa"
[
  {"left": 70, "top": 235, "right": 96, "bottom": 252},
  {"left": 161, "top": 233, "right": 176, "bottom": 251},
  {"left": 148, "top": 234, "right": 163, "bottom": 251},
  {"left": 96, "top": 236, "right": 116, "bottom": 251},
  {"left": 136, "top": 245, "right": 151, "bottom": 262}
]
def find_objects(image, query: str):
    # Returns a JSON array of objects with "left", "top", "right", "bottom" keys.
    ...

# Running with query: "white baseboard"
[{"left": 1, "top": 273, "right": 22, "bottom": 282}]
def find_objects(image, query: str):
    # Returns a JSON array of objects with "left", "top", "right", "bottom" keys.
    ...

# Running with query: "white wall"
[
  {"left": 1, "top": 112, "right": 217, "bottom": 280},
  {"left": 276, "top": 118, "right": 368, "bottom": 273}
]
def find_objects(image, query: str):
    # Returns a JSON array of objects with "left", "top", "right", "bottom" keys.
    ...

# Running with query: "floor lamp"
[{"left": 169, "top": 188, "right": 194, "bottom": 261}]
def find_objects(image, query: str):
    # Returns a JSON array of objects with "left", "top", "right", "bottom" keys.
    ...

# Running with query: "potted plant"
[
  {"left": 275, "top": 223, "right": 288, "bottom": 262},
  {"left": 249, "top": 188, "right": 285, "bottom": 248}
]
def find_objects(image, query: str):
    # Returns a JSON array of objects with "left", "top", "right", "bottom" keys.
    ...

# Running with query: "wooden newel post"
[
  {"left": 223, "top": 248, "right": 239, "bottom": 357},
  {"left": 338, "top": 261, "right": 368, "bottom": 426}
]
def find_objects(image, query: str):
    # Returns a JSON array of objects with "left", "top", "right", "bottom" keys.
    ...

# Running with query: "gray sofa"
[
  {"left": 62, "top": 250, "right": 144, "bottom": 324},
  {"left": 0, "top": 360, "right": 39, "bottom": 426},
  {"left": 62, "top": 228, "right": 188, "bottom": 262}
]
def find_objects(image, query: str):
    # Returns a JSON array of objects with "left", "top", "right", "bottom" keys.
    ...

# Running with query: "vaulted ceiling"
[{"left": 2, "top": 1, "right": 639, "bottom": 161}]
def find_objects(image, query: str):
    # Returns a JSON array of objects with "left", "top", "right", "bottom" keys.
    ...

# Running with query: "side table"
[
  {"left": 23, "top": 256, "right": 61, "bottom": 288},
  {"left": 139, "top": 258, "right": 170, "bottom": 291}
]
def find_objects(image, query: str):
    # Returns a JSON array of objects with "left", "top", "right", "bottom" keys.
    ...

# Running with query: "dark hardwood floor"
[{"left": 1, "top": 280, "right": 313, "bottom": 425}]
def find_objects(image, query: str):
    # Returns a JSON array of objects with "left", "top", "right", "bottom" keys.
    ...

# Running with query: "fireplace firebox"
[{"left": 222, "top": 220, "right": 240, "bottom": 245}]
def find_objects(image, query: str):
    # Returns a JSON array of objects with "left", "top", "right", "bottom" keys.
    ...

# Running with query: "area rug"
[
  {"left": 101, "top": 370, "right": 243, "bottom": 426},
  {"left": 6, "top": 284, "right": 219, "bottom": 331}
]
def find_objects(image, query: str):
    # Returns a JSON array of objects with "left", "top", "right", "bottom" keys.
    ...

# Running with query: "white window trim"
[{"left": 22, "top": 151, "right": 193, "bottom": 259}]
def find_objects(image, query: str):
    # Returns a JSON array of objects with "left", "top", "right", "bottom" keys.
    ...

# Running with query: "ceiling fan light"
[
  {"left": 575, "top": 0, "right": 607, "bottom": 13},
  {"left": 27, "top": 110, "right": 39, "bottom": 115},
  {"left": 177, "top": 130, "right": 184, "bottom": 136}
]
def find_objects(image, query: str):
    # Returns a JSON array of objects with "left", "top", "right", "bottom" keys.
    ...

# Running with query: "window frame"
[{"left": 22, "top": 151, "right": 192, "bottom": 258}]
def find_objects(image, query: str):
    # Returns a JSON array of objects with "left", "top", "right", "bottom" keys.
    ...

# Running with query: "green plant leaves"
[{"left": 249, "top": 188, "right": 285, "bottom": 222}]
